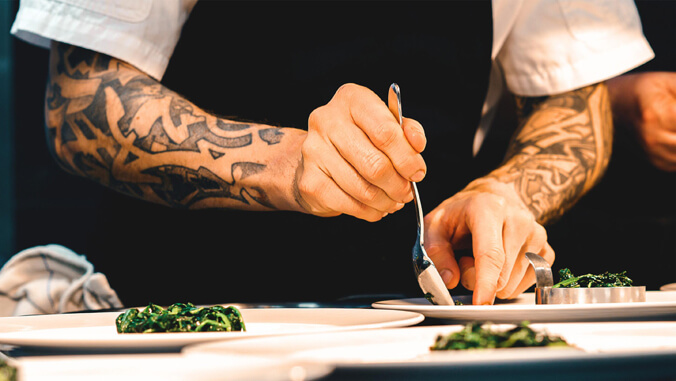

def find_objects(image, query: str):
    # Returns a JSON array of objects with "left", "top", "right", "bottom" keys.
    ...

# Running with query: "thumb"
[{"left": 402, "top": 118, "right": 426, "bottom": 153}]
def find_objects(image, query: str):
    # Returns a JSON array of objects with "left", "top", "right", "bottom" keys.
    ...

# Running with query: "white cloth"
[
  {"left": 0, "top": 244, "right": 123, "bottom": 316},
  {"left": 10, "top": 0, "right": 654, "bottom": 152},
  {"left": 473, "top": 0, "right": 655, "bottom": 155}
]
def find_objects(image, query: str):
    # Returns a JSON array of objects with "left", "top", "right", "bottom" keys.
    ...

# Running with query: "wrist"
[
  {"left": 263, "top": 128, "right": 308, "bottom": 213},
  {"left": 464, "top": 175, "right": 526, "bottom": 208}
]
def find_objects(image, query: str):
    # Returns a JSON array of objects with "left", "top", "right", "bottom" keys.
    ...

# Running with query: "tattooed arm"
[
  {"left": 45, "top": 43, "right": 423, "bottom": 220},
  {"left": 487, "top": 83, "right": 613, "bottom": 224},
  {"left": 423, "top": 83, "right": 613, "bottom": 305}
]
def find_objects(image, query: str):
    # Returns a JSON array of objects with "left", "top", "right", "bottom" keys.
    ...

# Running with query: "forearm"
[
  {"left": 470, "top": 83, "right": 613, "bottom": 224},
  {"left": 45, "top": 43, "right": 305, "bottom": 212}
]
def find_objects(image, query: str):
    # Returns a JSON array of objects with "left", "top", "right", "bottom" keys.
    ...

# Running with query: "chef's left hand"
[
  {"left": 608, "top": 71, "right": 676, "bottom": 171},
  {"left": 423, "top": 180, "right": 555, "bottom": 305}
]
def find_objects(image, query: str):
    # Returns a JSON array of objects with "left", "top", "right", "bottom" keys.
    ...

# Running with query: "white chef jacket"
[{"left": 11, "top": 0, "right": 654, "bottom": 153}]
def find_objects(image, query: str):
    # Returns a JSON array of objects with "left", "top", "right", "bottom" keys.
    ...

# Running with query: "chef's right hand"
[{"left": 295, "top": 83, "right": 427, "bottom": 221}]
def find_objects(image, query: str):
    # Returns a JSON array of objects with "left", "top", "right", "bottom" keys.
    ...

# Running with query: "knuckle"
[
  {"left": 307, "top": 106, "right": 329, "bottom": 130},
  {"left": 370, "top": 121, "right": 399, "bottom": 149},
  {"left": 472, "top": 193, "right": 506, "bottom": 212},
  {"left": 497, "top": 273, "right": 510, "bottom": 291},
  {"left": 481, "top": 247, "right": 506, "bottom": 270},
  {"left": 335, "top": 83, "right": 360, "bottom": 99},
  {"left": 300, "top": 137, "right": 320, "bottom": 159},
  {"left": 534, "top": 223, "right": 547, "bottom": 240},
  {"left": 362, "top": 151, "right": 389, "bottom": 181},
  {"left": 397, "top": 154, "right": 425, "bottom": 178},
  {"left": 296, "top": 176, "right": 319, "bottom": 199},
  {"left": 358, "top": 183, "right": 382, "bottom": 205},
  {"left": 307, "top": 108, "right": 321, "bottom": 127}
]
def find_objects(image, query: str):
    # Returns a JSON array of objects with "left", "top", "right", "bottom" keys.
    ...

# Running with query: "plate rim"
[
  {"left": 0, "top": 308, "right": 424, "bottom": 350},
  {"left": 183, "top": 321, "right": 676, "bottom": 368},
  {"left": 371, "top": 291, "right": 676, "bottom": 321}
]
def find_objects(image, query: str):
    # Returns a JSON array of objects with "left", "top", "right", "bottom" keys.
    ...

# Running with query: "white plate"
[
  {"left": 16, "top": 353, "right": 333, "bottom": 381},
  {"left": 184, "top": 321, "right": 676, "bottom": 364},
  {"left": 372, "top": 291, "right": 676, "bottom": 322},
  {"left": 0, "top": 308, "right": 423, "bottom": 351},
  {"left": 183, "top": 322, "right": 676, "bottom": 378}
]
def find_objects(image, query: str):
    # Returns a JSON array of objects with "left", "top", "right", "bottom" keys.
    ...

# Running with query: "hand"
[
  {"left": 608, "top": 71, "right": 676, "bottom": 171},
  {"left": 423, "top": 181, "right": 555, "bottom": 305},
  {"left": 295, "top": 83, "right": 427, "bottom": 221}
]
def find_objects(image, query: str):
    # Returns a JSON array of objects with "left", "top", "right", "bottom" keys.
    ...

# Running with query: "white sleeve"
[
  {"left": 10, "top": 0, "right": 197, "bottom": 80},
  {"left": 497, "top": 0, "right": 654, "bottom": 97}
]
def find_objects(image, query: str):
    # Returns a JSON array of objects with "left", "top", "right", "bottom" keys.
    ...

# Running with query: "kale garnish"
[
  {"left": 424, "top": 292, "right": 464, "bottom": 305},
  {"left": 0, "top": 358, "right": 17, "bottom": 381},
  {"left": 430, "top": 321, "right": 568, "bottom": 351},
  {"left": 116, "top": 302, "right": 246, "bottom": 333},
  {"left": 553, "top": 268, "right": 633, "bottom": 288}
]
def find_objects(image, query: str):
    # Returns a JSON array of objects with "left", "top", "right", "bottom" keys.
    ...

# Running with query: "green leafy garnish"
[
  {"left": 424, "top": 292, "right": 464, "bottom": 305},
  {"left": 116, "top": 303, "right": 246, "bottom": 333},
  {"left": 0, "top": 358, "right": 17, "bottom": 381},
  {"left": 553, "top": 268, "right": 633, "bottom": 288},
  {"left": 430, "top": 321, "right": 568, "bottom": 351}
]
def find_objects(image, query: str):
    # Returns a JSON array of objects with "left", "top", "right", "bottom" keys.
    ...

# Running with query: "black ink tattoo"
[
  {"left": 45, "top": 43, "right": 283, "bottom": 210},
  {"left": 492, "top": 83, "right": 613, "bottom": 224}
]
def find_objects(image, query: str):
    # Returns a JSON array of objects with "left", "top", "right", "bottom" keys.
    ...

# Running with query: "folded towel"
[{"left": 0, "top": 244, "right": 123, "bottom": 316}]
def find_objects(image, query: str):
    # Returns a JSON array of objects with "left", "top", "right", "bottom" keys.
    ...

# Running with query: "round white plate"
[
  {"left": 0, "top": 308, "right": 423, "bottom": 351},
  {"left": 183, "top": 321, "right": 676, "bottom": 364},
  {"left": 372, "top": 291, "right": 676, "bottom": 322},
  {"left": 183, "top": 321, "right": 676, "bottom": 379},
  {"left": 15, "top": 353, "right": 334, "bottom": 381}
]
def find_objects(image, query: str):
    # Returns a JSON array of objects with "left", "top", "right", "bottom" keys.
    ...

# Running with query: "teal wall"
[{"left": 0, "top": 1, "right": 14, "bottom": 264}]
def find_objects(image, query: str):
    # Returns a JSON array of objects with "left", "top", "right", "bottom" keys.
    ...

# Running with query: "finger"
[
  {"left": 496, "top": 224, "right": 549, "bottom": 299},
  {"left": 458, "top": 255, "right": 476, "bottom": 291},
  {"left": 650, "top": 131, "right": 676, "bottom": 171},
  {"left": 319, "top": 142, "right": 406, "bottom": 214},
  {"left": 402, "top": 117, "right": 426, "bottom": 153},
  {"left": 468, "top": 211, "right": 506, "bottom": 305},
  {"left": 297, "top": 148, "right": 388, "bottom": 222},
  {"left": 495, "top": 217, "right": 528, "bottom": 292},
  {"left": 497, "top": 221, "right": 547, "bottom": 298},
  {"left": 326, "top": 119, "right": 414, "bottom": 203},
  {"left": 300, "top": 173, "right": 386, "bottom": 222},
  {"left": 504, "top": 243, "right": 556, "bottom": 299},
  {"left": 424, "top": 214, "right": 461, "bottom": 288},
  {"left": 338, "top": 84, "right": 427, "bottom": 182}
]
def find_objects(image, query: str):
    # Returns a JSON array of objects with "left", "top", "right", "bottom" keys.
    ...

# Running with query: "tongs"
[
  {"left": 525, "top": 252, "right": 646, "bottom": 304},
  {"left": 388, "top": 83, "right": 454, "bottom": 306}
]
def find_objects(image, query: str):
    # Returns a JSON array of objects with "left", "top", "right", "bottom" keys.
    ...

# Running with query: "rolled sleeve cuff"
[
  {"left": 11, "top": 6, "right": 169, "bottom": 80},
  {"left": 503, "top": 37, "right": 654, "bottom": 97}
]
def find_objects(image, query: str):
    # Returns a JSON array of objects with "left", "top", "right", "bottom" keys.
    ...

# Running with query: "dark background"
[{"left": 5, "top": 1, "right": 675, "bottom": 305}]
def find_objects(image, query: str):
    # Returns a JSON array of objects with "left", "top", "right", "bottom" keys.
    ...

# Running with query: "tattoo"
[
  {"left": 488, "top": 83, "right": 613, "bottom": 224},
  {"left": 45, "top": 43, "right": 284, "bottom": 209}
]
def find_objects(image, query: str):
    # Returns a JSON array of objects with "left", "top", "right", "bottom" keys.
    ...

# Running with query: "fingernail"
[
  {"left": 440, "top": 269, "right": 453, "bottom": 286},
  {"left": 461, "top": 267, "right": 476, "bottom": 290},
  {"left": 480, "top": 292, "right": 497, "bottom": 305},
  {"left": 411, "top": 170, "right": 425, "bottom": 182}
]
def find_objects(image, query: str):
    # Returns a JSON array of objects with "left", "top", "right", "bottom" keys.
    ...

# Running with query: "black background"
[{"left": 9, "top": 1, "right": 675, "bottom": 306}]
